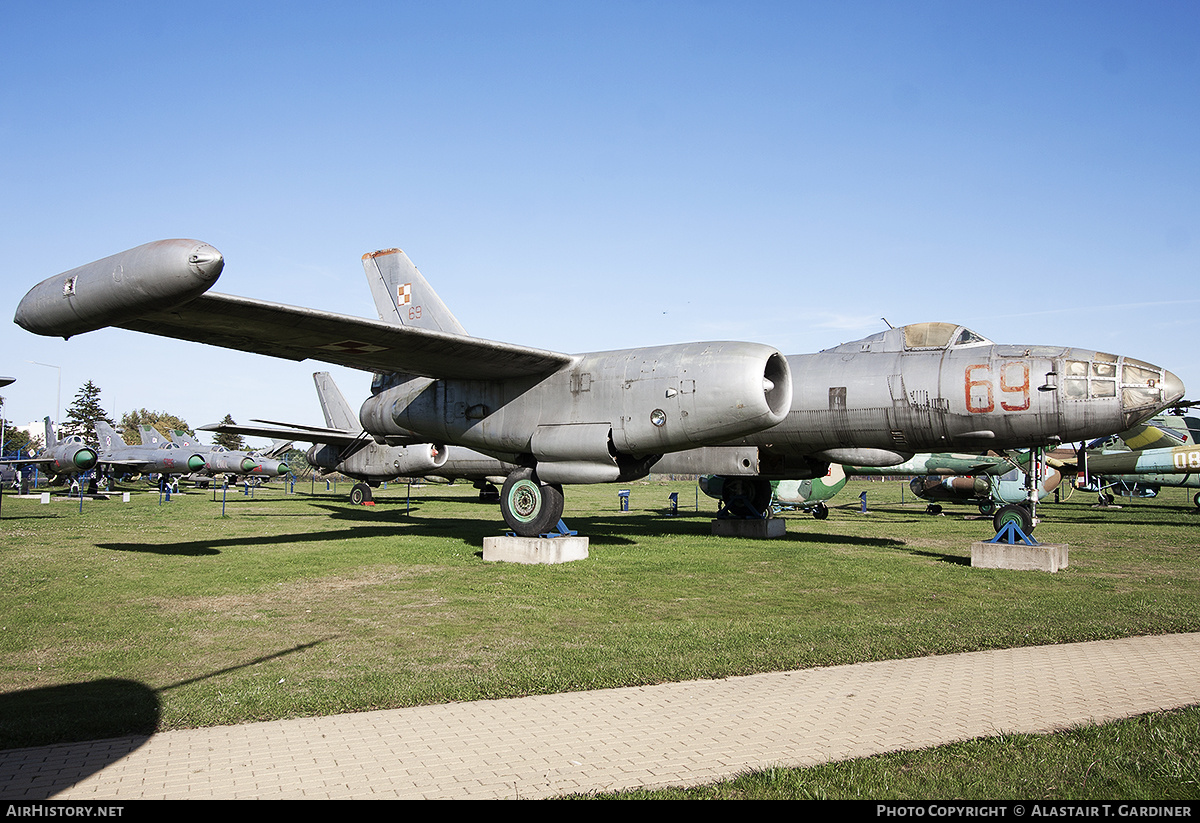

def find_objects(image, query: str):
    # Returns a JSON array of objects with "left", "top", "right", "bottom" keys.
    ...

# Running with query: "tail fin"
[
  {"left": 361, "top": 248, "right": 468, "bottom": 335},
  {"left": 313, "top": 372, "right": 363, "bottom": 432},
  {"left": 95, "top": 421, "right": 125, "bottom": 450},
  {"left": 139, "top": 425, "right": 169, "bottom": 448},
  {"left": 167, "top": 429, "right": 200, "bottom": 449},
  {"left": 44, "top": 416, "right": 56, "bottom": 447}
]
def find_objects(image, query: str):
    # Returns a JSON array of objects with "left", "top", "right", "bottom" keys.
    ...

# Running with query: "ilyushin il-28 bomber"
[{"left": 14, "top": 239, "right": 1185, "bottom": 536}]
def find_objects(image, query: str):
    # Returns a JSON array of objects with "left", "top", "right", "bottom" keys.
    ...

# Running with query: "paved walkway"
[{"left": 2, "top": 633, "right": 1198, "bottom": 800}]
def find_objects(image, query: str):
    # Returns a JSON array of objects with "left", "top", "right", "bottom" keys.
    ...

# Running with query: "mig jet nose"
[{"left": 74, "top": 448, "right": 98, "bottom": 471}]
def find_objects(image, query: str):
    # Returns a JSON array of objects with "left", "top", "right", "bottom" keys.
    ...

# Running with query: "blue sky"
[{"left": 2, "top": 1, "right": 1197, "bottom": 443}]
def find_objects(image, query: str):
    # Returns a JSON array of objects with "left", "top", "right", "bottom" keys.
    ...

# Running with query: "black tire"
[
  {"left": 1193, "top": 491, "right": 1199, "bottom": 510},
  {"left": 720, "top": 477, "right": 773, "bottom": 518},
  {"left": 925, "top": 503, "right": 943, "bottom": 515},
  {"left": 812, "top": 502, "right": 829, "bottom": 520},
  {"left": 349, "top": 482, "right": 373, "bottom": 506},
  {"left": 500, "top": 469, "right": 565, "bottom": 537},
  {"left": 978, "top": 499, "right": 996, "bottom": 516},
  {"left": 993, "top": 503, "right": 1034, "bottom": 534}
]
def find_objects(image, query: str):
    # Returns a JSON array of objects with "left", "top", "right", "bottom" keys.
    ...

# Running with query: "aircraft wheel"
[
  {"left": 500, "top": 469, "right": 565, "bottom": 537},
  {"left": 812, "top": 502, "right": 829, "bottom": 520},
  {"left": 349, "top": 482, "right": 374, "bottom": 506},
  {"left": 925, "top": 503, "right": 943, "bottom": 515},
  {"left": 720, "top": 476, "right": 773, "bottom": 518},
  {"left": 978, "top": 499, "right": 996, "bottom": 516},
  {"left": 1193, "top": 491, "right": 1200, "bottom": 509},
  {"left": 993, "top": 503, "right": 1034, "bottom": 534}
]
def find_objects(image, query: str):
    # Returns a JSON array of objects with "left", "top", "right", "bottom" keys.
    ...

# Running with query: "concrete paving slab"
[{"left": 2, "top": 633, "right": 1198, "bottom": 800}]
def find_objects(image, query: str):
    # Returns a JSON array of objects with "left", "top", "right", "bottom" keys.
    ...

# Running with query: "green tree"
[
  {"left": 60, "top": 381, "right": 114, "bottom": 446},
  {"left": 120, "top": 409, "right": 194, "bottom": 445},
  {"left": 212, "top": 414, "right": 245, "bottom": 451},
  {"left": 1, "top": 421, "right": 42, "bottom": 457}
]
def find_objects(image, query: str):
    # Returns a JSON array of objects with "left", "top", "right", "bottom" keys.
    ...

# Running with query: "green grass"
[{"left": 1, "top": 476, "right": 1198, "bottom": 797}]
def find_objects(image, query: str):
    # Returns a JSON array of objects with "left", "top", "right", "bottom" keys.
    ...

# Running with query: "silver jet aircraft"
[
  {"left": 14, "top": 239, "right": 1185, "bottom": 536},
  {"left": 94, "top": 421, "right": 206, "bottom": 481},
  {"left": 0, "top": 417, "right": 99, "bottom": 483},
  {"left": 657, "top": 321, "right": 1185, "bottom": 523},
  {"left": 200, "top": 371, "right": 516, "bottom": 504},
  {"left": 163, "top": 428, "right": 289, "bottom": 483}
]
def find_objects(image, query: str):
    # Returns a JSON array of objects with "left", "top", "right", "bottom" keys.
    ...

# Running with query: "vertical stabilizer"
[
  {"left": 95, "top": 421, "right": 126, "bottom": 450},
  {"left": 361, "top": 248, "right": 468, "bottom": 336},
  {"left": 44, "top": 416, "right": 56, "bottom": 448},
  {"left": 313, "top": 372, "right": 363, "bottom": 432},
  {"left": 139, "top": 425, "right": 169, "bottom": 448},
  {"left": 168, "top": 429, "right": 201, "bottom": 449}
]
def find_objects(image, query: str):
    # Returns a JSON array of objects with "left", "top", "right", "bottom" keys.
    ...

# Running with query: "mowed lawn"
[{"left": 1, "top": 476, "right": 1198, "bottom": 752}]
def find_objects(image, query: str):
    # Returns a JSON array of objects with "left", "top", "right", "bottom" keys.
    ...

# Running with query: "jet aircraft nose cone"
[{"left": 74, "top": 448, "right": 98, "bottom": 471}]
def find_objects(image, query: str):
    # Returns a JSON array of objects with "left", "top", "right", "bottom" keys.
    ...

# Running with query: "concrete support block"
[
  {"left": 971, "top": 541, "right": 1069, "bottom": 573},
  {"left": 482, "top": 535, "right": 589, "bottom": 564},
  {"left": 710, "top": 518, "right": 786, "bottom": 539}
]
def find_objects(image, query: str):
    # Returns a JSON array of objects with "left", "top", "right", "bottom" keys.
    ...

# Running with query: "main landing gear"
[
  {"left": 717, "top": 477, "right": 773, "bottom": 519},
  {"left": 499, "top": 468, "right": 565, "bottom": 537}
]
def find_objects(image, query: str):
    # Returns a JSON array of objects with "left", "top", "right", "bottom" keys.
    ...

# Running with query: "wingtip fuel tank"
[{"left": 14, "top": 239, "right": 223, "bottom": 338}]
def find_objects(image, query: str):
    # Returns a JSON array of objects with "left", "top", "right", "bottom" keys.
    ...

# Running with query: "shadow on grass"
[{"left": 0, "top": 641, "right": 328, "bottom": 798}]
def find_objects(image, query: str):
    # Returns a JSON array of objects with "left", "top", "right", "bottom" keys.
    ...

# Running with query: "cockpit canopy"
[{"left": 826, "top": 323, "right": 993, "bottom": 354}]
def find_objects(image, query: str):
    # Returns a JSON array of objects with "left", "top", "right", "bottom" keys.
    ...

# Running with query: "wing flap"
[{"left": 119, "top": 293, "right": 574, "bottom": 380}]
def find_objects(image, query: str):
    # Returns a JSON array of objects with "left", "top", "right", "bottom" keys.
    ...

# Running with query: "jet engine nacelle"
[
  {"left": 15, "top": 240, "right": 224, "bottom": 338},
  {"left": 307, "top": 441, "right": 447, "bottom": 481},
  {"left": 359, "top": 343, "right": 792, "bottom": 483}
]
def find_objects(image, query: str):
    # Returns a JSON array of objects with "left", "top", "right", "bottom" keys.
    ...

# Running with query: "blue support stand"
[
  {"left": 668, "top": 492, "right": 678, "bottom": 516},
  {"left": 986, "top": 521, "right": 1039, "bottom": 546},
  {"left": 505, "top": 519, "right": 578, "bottom": 539}
]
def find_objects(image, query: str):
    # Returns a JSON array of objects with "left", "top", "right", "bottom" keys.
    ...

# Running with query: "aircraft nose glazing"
[
  {"left": 1162, "top": 370, "right": 1186, "bottom": 407},
  {"left": 1118, "top": 362, "right": 1186, "bottom": 428}
]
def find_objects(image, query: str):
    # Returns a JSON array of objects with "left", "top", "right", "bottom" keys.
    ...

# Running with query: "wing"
[
  {"left": 199, "top": 419, "right": 365, "bottom": 447},
  {"left": 119, "top": 293, "right": 573, "bottom": 380}
]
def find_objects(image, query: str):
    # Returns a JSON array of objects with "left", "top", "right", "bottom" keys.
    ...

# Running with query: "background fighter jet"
[
  {"left": 163, "top": 429, "right": 289, "bottom": 484},
  {"left": 201, "top": 372, "right": 515, "bottom": 504},
  {"left": 94, "top": 421, "right": 207, "bottom": 483},
  {"left": 0, "top": 417, "right": 99, "bottom": 484},
  {"left": 15, "top": 240, "right": 1185, "bottom": 536}
]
